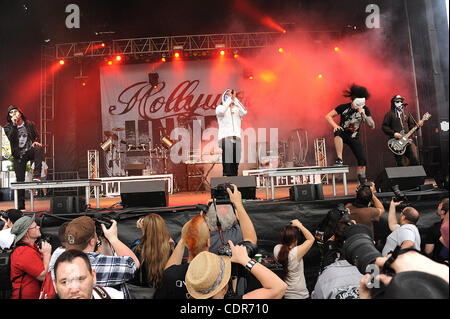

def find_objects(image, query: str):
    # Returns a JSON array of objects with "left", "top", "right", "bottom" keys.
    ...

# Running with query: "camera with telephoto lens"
[
  {"left": 391, "top": 184, "right": 409, "bottom": 209},
  {"left": 343, "top": 224, "right": 394, "bottom": 298},
  {"left": 218, "top": 240, "right": 258, "bottom": 277}
]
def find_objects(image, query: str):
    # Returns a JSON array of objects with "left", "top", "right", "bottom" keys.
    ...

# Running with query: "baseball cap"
[{"left": 65, "top": 216, "right": 96, "bottom": 250}]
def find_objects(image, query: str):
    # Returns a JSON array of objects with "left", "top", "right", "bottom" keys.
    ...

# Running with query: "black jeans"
[
  {"left": 334, "top": 130, "right": 367, "bottom": 166},
  {"left": 394, "top": 142, "right": 419, "bottom": 166},
  {"left": 220, "top": 137, "right": 241, "bottom": 176},
  {"left": 13, "top": 145, "right": 43, "bottom": 209}
]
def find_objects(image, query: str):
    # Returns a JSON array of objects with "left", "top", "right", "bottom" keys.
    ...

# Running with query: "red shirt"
[{"left": 10, "top": 242, "right": 45, "bottom": 299}]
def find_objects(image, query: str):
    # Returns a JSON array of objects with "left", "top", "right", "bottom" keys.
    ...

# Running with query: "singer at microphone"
[{"left": 216, "top": 88, "right": 247, "bottom": 176}]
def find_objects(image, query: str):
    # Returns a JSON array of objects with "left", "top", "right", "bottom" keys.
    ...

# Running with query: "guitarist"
[{"left": 382, "top": 95, "right": 423, "bottom": 166}]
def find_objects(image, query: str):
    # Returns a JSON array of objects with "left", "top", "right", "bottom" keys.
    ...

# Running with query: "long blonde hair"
[{"left": 136, "top": 213, "right": 171, "bottom": 288}]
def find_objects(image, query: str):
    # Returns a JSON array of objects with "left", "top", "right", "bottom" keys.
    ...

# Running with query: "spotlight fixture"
[
  {"left": 59, "top": 59, "right": 65, "bottom": 65},
  {"left": 148, "top": 73, "right": 159, "bottom": 88}
]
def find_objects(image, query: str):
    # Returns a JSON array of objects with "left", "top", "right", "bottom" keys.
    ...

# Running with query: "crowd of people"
[{"left": 0, "top": 184, "right": 448, "bottom": 300}]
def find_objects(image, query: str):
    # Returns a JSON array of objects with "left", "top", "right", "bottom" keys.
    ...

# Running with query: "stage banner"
[{"left": 100, "top": 60, "right": 244, "bottom": 176}]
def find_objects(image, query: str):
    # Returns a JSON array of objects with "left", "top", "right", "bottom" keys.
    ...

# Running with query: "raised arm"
[
  {"left": 227, "top": 185, "right": 257, "bottom": 244},
  {"left": 164, "top": 238, "right": 185, "bottom": 269},
  {"left": 229, "top": 241, "right": 287, "bottom": 299},
  {"left": 388, "top": 199, "right": 401, "bottom": 232},
  {"left": 290, "top": 219, "right": 315, "bottom": 261},
  {"left": 102, "top": 220, "right": 140, "bottom": 268}
]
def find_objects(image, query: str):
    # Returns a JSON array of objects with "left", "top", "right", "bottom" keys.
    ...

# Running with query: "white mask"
[
  {"left": 394, "top": 101, "right": 403, "bottom": 108},
  {"left": 352, "top": 98, "right": 365, "bottom": 109}
]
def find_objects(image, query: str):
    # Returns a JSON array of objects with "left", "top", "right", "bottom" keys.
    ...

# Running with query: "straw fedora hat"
[{"left": 185, "top": 251, "right": 231, "bottom": 299}]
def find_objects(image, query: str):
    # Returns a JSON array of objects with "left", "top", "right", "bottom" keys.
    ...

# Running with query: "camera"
[
  {"left": 218, "top": 240, "right": 258, "bottom": 258},
  {"left": 391, "top": 184, "right": 409, "bottom": 209},
  {"left": 211, "top": 182, "right": 234, "bottom": 203},
  {"left": 35, "top": 234, "right": 52, "bottom": 250},
  {"left": 0, "top": 210, "right": 8, "bottom": 220},
  {"left": 315, "top": 204, "right": 350, "bottom": 247},
  {"left": 93, "top": 216, "right": 113, "bottom": 238}
]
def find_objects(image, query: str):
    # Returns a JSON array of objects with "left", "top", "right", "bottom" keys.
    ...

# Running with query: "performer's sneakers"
[{"left": 334, "top": 158, "right": 343, "bottom": 166}]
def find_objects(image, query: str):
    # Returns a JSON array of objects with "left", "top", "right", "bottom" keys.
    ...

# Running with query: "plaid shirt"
[{"left": 87, "top": 252, "right": 137, "bottom": 299}]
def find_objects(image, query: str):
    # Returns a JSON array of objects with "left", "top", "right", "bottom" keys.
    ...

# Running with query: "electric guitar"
[{"left": 387, "top": 112, "right": 431, "bottom": 155}]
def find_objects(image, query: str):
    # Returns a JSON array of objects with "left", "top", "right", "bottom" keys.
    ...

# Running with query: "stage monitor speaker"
[
  {"left": 210, "top": 176, "right": 257, "bottom": 200},
  {"left": 120, "top": 180, "right": 168, "bottom": 208},
  {"left": 375, "top": 166, "right": 427, "bottom": 192},
  {"left": 50, "top": 196, "right": 86, "bottom": 214},
  {"left": 290, "top": 184, "right": 323, "bottom": 201},
  {"left": 0, "top": 188, "right": 13, "bottom": 201}
]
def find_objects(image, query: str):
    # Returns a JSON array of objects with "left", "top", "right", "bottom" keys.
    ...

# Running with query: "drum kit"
[{"left": 100, "top": 127, "right": 175, "bottom": 176}]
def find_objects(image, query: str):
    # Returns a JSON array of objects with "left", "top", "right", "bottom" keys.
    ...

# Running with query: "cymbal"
[
  {"left": 104, "top": 131, "right": 118, "bottom": 140},
  {"left": 112, "top": 127, "right": 125, "bottom": 131}
]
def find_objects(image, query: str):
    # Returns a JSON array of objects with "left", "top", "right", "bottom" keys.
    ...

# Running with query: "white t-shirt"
[
  {"left": 382, "top": 224, "right": 421, "bottom": 256},
  {"left": 273, "top": 245, "right": 309, "bottom": 299},
  {"left": 0, "top": 228, "right": 15, "bottom": 250}
]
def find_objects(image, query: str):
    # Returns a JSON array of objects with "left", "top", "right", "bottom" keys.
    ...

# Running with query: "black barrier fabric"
[{"left": 39, "top": 191, "right": 446, "bottom": 294}]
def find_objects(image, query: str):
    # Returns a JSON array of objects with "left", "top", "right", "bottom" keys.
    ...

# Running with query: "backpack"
[
  {"left": 39, "top": 270, "right": 56, "bottom": 299},
  {"left": 0, "top": 243, "right": 27, "bottom": 299}
]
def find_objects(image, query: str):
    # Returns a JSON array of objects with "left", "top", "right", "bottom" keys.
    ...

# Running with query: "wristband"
[{"left": 245, "top": 259, "right": 257, "bottom": 272}]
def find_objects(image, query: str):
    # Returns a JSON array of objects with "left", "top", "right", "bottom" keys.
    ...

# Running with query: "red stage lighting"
[
  {"left": 161, "top": 57, "right": 166, "bottom": 62},
  {"left": 318, "top": 74, "right": 323, "bottom": 79},
  {"left": 234, "top": 54, "right": 239, "bottom": 59},
  {"left": 174, "top": 52, "right": 180, "bottom": 58},
  {"left": 115, "top": 55, "right": 122, "bottom": 61},
  {"left": 249, "top": 76, "right": 254, "bottom": 80},
  {"left": 278, "top": 48, "right": 284, "bottom": 53},
  {"left": 107, "top": 60, "right": 113, "bottom": 66},
  {"left": 220, "top": 50, "right": 225, "bottom": 56},
  {"left": 59, "top": 59, "right": 65, "bottom": 65},
  {"left": 82, "top": 81, "right": 87, "bottom": 87},
  {"left": 334, "top": 47, "right": 340, "bottom": 52},
  {"left": 101, "top": 43, "right": 106, "bottom": 47}
]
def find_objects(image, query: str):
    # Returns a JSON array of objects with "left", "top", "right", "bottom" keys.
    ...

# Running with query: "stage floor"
[{"left": 0, "top": 182, "right": 358, "bottom": 212}]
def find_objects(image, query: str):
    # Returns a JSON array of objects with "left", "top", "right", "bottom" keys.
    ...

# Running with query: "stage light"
[
  {"left": 115, "top": 55, "right": 122, "bottom": 61},
  {"left": 161, "top": 57, "right": 166, "bottom": 62},
  {"left": 278, "top": 48, "right": 284, "bottom": 53},
  {"left": 334, "top": 47, "right": 340, "bottom": 52},
  {"left": 249, "top": 76, "right": 254, "bottom": 80},
  {"left": 318, "top": 74, "right": 323, "bottom": 79},
  {"left": 234, "top": 53, "right": 239, "bottom": 59},
  {"left": 220, "top": 50, "right": 225, "bottom": 56},
  {"left": 59, "top": 59, "right": 65, "bottom": 65},
  {"left": 174, "top": 52, "right": 180, "bottom": 58},
  {"left": 101, "top": 42, "right": 106, "bottom": 47},
  {"left": 107, "top": 60, "right": 113, "bottom": 66},
  {"left": 82, "top": 81, "right": 87, "bottom": 87}
]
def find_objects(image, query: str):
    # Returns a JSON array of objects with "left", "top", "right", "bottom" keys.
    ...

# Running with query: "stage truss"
[{"left": 41, "top": 31, "right": 340, "bottom": 179}]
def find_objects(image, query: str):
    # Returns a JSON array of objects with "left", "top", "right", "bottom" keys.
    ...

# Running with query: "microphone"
[{"left": 403, "top": 103, "right": 408, "bottom": 107}]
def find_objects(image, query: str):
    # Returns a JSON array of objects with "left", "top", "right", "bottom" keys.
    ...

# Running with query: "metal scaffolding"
[
  {"left": 87, "top": 150, "right": 99, "bottom": 196},
  {"left": 314, "top": 138, "right": 328, "bottom": 184}
]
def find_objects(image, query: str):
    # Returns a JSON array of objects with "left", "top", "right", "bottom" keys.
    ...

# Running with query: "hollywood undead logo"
[{"left": 109, "top": 80, "right": 224, "bottom": 121}]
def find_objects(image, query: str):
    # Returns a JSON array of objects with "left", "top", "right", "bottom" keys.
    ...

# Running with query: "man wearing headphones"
[
  {"left": 345, "top": 182, "right": 385, "bottom": 240},
  {"left": 216, "top": 89, "right": 247, "bottom": 176}
]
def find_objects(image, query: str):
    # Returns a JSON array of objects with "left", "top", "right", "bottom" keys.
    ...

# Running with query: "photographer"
[
  {"left": 346, "top": 182, "right": 385, "bottom": 239},
  {"left": 359, "top": 249, "right": 448, "bottom": 299},
  {"left": 0, "top": 209, "right": 23, "bottom": 250},
  {"left": 382, "top": 199, "right": 420, "bottom": 256},
  {"left": 205, "top": 183, "right": 257, "bottom": 254},
  {"left": 343, "top": 224, "right": 448, "bottom": 299},
  {"left": 273, "top": 219, "right": 314, "bottom": 299},
  {"left": 185, "top": 240, "right": 286, "bottom": 299},
  {"left": 64, "top": 216, "right": 139, "bottom": 298},
  {"left": 9, "top": 215, "right": 52, "bottom": 299},
  {"left": 312, "top": 210, "right": 363, "bottom": 299}
]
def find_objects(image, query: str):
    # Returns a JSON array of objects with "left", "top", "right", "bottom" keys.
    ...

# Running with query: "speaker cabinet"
[
  {"left": 289, "top": 184, "right": 323, "bottom": 201},
  {"left": 210, "top": 176, "right": 257, "bottom": 200},
  {"left": 375, "top": 166, "right": 427, "bottom": 192},
  {"left": 120, "top": 180, "right": 168, "bottom": 208},
  {"left": 0, "top": 188, "right": 14, "bottom": 201},
  {"left": 50, "top": 196, "right": 86, "bottom": 214}
]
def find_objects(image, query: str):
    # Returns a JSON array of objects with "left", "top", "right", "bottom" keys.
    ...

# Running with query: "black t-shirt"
[
  {"left": 424, "top": 221, "right": 446, "bottom": 263},
  {"left": 153, "top": 263, "right": 190, "bottom": 299},
  {"left": 335, "top": 103, "right": 371, "bottom": 137}
]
